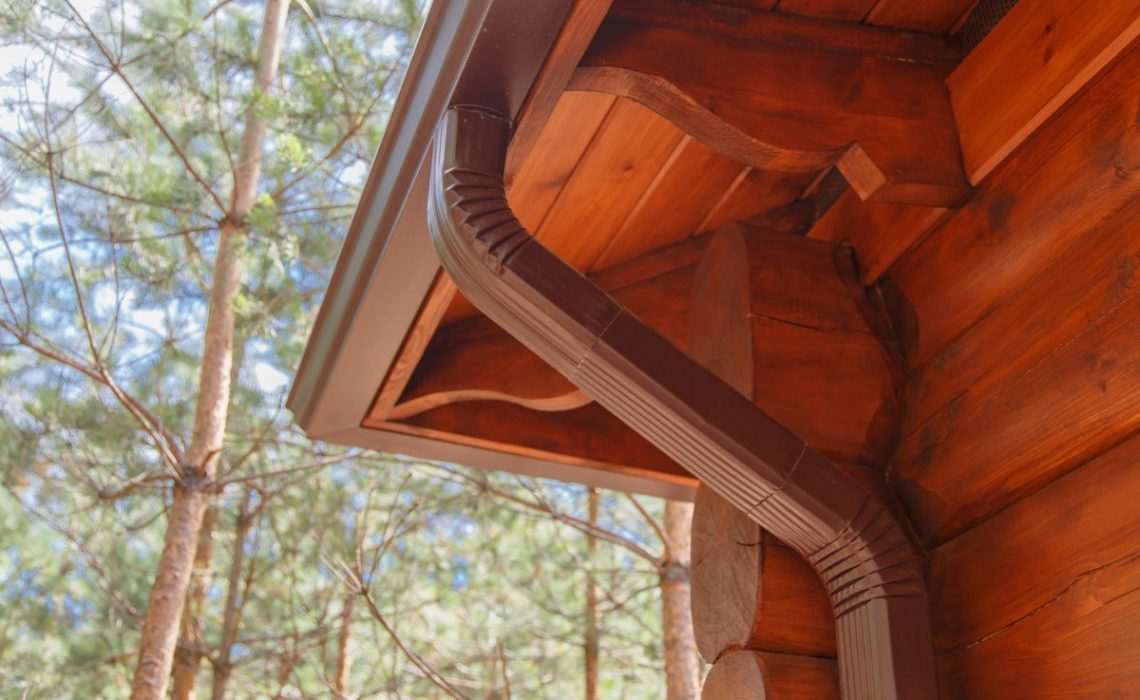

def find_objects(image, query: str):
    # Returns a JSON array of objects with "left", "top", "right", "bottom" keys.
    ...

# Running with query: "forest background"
[{"left": 0, "top": 0, "right": 701, "bottom": 698}]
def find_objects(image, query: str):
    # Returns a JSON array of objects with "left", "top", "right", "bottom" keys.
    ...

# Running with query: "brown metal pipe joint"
[{"left": 427, "top": 106, "right": 937, "bottom": 699}]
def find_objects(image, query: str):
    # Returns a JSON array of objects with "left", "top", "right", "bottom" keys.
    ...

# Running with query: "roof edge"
[{"left": 289, "top": 0, "right": 574, "bottom": 436}]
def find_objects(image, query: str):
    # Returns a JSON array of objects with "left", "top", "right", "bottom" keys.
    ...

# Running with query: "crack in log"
[{"left": 939, "top": 550, "right": 1140, "bottom": 656}]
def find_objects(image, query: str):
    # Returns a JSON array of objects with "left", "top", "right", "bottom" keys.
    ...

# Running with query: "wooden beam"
[
  {"left": 894, "top": 287, "right": 1140, "bottom": 546},
  {"left": 693, "top": 506, "right": 838, "bottom": 660},
  {"left": 778, "top": 0, "right": 876, "bottom": 23},
  {"left": 949, "top": 0, "right": 1140, "bottom": 183},
  {"left": 573, "top": 0, "right": 968, "bottom": 206},
  {"left": 388, "top": 329, "right": 588, "bottom": 421},
  {"left": 808, "top": 188, "right": 949, "bottom": 284},
  {"left": 890, "top": 160, "right": 1140, "bottom": 544},
  {"left": 865, "top": 0, "right": 977, "bottom": 33},
  {"left": 504, "top": 0, "right": 613, "bottom": 187}
]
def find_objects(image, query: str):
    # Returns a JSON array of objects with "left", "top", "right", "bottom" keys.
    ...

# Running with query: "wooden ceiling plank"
[
  {"left": 864, "top": 0, "right": 977, "bottom": 34},
  {"left": 510, "top": 91, "right": 618, "bottom": 232},
  {"left": 949, "top": 0, "right": 1140, "bottom": 183},
  {"left": 504, "top": 0, "right": 613, "bottom": 187},
  {"left": 698, "top": 168, "right": 817, "bottom": 234},
  {"left": 576, "top": 0, "right": 968, "bottom": 206},
  {"left": 535, "top": 99, "right": 687, "bottom": 271},
  {"left": 593, "top": 136, "right": 744, "bottom": 269},
  {"left": 590, "top": 134, "right": 696, "bottom": 271}
]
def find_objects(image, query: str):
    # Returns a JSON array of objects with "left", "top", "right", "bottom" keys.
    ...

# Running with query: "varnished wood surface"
[
  {"left": 688, "top": 226, "right": 835, "bottom": 663},
  {"left": 777, "top": 0, "right": 875, "bottom": 23},
  {"left": 382, "top": 401, "right": 691, "bottom": 481},
  {"left": 578, "top": 1, "right": 968, "bottom": 206},
  {"left": 808, "top": 188, "right": 948, "bottom": 285},
  {"left": 949, "top": 0, "right": 1140, "bottom": 183},
  {"left": 936, "top": 554, "right": 1140, "bottom": 698},
  {"left": 703, "top": 650, "right": 840, "bottom": 700},
  {"left": 441, "top": 93, "right": 814, "bottom": 326},
  {"left": 928, "top": 432, "right": 1140, "bottom": 655},
  {"left": 504, "top": 0, "right": 614, "bottom": 187},
  {"left": 888, "top": 41, "right": 1140, "bottom": 546},
  {"left": 889, "top": 40, "right": 1140, "bottom": 369},
  {"left": 864, "top": 0, "right": 976, "bottom": 33},
  {"left": 368, "top": 272, "right": 456, "bottom": 420}
]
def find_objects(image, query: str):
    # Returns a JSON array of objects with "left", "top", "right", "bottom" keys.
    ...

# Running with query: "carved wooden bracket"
[
  {"left": 428, "top": 106, "right": 937, "bottom": 699},
  {"left": 571, "top": 0, "right": 970, "bottom": 207}
]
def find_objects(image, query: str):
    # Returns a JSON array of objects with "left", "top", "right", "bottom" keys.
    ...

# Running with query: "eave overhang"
[{"left": 288, "top": 0, "right": 571, "bottom": 435}]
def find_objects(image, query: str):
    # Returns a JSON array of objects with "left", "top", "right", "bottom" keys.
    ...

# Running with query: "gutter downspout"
[{"left": 428, "top": 107, "right": 937, "bottom": 699}]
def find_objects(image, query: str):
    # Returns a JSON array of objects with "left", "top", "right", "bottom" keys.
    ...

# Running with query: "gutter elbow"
[{"left": 427, "top": 106, "right": 937, "bottom": 699}]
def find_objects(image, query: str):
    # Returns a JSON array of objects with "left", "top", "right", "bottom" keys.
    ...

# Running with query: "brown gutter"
[{"left": 428, "top": 107, "right": 937, "bottom": 699}]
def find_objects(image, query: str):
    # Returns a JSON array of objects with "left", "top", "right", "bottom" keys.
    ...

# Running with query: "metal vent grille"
[{"left": 961, "top": 0, "right": 1020, "bottom": 53}]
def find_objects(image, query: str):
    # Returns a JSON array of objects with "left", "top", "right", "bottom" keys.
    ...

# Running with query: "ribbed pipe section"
[{"left": 427, "top": 106, "right": 938, "bottom": 699}]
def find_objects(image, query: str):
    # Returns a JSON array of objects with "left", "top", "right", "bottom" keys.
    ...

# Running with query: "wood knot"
[{"left": 1114, "top": 123, "right": 1140, "bottom": 177}]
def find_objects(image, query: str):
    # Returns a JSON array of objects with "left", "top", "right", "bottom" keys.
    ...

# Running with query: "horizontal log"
[
  {"left": 703, "top": 650, "right": 839, "bottom": 700},
  {"left": 899, "top": 188, "right": 1140, "bottom": 441},
  {"left": 887, "top": 38, "right": 1140, "bottom": 369},
  {"left": 776, "top": 0, "right": 874, "bottom": 23},
  {"left": 928, "top": 432, "right": 1140, "bottom": 654},
  {"left": 691, "top": 487, "right": 837, "bottom": 660},
  {"left": 894, "top": 288, "right": 1140, "bottom": 546},
  {"left": 752, "top": 318, "right": 897, "bottom": 464},
  {"left": 936, "top": 554, "right": 1140, "bottom": 698},
  {"left": 575, "top": 0, "right": 969, "bottom": 206},
  {"left": 949, "top": 0, "right": 1140, "bottom": 183}
]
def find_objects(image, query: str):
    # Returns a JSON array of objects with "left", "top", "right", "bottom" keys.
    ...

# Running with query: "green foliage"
[{"left": 0, "top": 0, "right": 675, "bottom": 698}]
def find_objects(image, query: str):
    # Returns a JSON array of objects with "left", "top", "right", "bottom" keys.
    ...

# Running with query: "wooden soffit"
[{"left": 292, "top": 0, "right": 1140, "bottom": 499}]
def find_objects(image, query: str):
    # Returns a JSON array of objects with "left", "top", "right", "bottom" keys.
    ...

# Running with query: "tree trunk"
[
  {"left": 661, "top": 500, "right": 700, "bottom": 700},
  {"left": 584, "top": 488, "right": 600, "bottom": 700},
  {"left": 171, "top": 504, "right": 217, "bottom": 700},
  {"left": 128, "top": 1, "right": 290, "bottom": 696},
  {"left": 211, "top": 490, "right": 256, "bottom": 700},
  {"left": 333, "top": 593, "right": 355, "bottom": 697}
]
